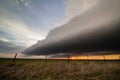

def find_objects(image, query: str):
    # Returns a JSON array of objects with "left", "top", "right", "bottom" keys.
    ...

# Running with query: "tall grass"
[{"left": 0, "top": 59, "right": 120, "bottom": 80}]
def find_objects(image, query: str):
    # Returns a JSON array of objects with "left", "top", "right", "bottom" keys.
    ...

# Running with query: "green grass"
[{"left": 0, "top": 58, "right": 120, "bottom": 80}]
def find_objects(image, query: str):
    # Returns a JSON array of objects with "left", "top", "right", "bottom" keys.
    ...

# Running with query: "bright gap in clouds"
[{"left": 0, "top": 0, "right": 65, "bottom": 49}]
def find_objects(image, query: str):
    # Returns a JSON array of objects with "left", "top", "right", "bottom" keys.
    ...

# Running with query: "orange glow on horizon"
[
  {"left": 71, "top": 54, "right": 120, "bottom": 60},
  {"left": 54, "top": 54, "right": 120, "bottom": 60}
]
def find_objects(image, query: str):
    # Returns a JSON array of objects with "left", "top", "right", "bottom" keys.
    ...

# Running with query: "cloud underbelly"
[{"left": 23, "top": 0, "right": 120, "bottom": 55}]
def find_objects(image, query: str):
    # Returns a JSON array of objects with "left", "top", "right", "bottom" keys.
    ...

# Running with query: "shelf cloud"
[{"left": 23, "top": 0, "right": 120, "bottom": 55}]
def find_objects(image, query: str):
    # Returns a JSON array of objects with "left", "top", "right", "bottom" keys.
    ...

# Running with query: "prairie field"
[{"left": 0, "top": 58, "right": 120, "bottom": 80}]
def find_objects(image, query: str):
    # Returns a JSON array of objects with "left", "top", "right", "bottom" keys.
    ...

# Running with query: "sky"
[
  {"left": 0, "top": 0, "right": 66, "bottom": 54},
  {"left": 0, "top": 0, "right": 65, "bottom": 46},
  {"left": 23, "top": 0, "right": 120, "bottom": 56},
  {"left": 0, "top": 0, "right": 119, "bottom": 59},
  {"left": 0, "top": 0, "right": 97, "bottom": 54}
]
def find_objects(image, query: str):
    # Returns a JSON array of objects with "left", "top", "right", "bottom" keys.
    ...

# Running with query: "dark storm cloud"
[
  {"left": 23, "top": 0, "right": 120, "bottom": 55},
  {"left": 48, "top": 53, "right": 71, "bottom": 59},
  {"left": 0, "top": 40, "right": 26, "bottom": 53}
]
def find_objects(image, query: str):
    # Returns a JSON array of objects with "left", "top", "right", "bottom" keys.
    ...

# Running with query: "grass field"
[{"left": 0, "top": 58, "right": 120, "bottom": 80}]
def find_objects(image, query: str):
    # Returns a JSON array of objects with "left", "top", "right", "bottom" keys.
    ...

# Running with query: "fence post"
[
  {"left": 87, "top": 55, "right": 89, "bottom": 60},
  {"left": 68, "top": 53, "right": 70, "bottom": 62},
  {"left": 103, "top": 55, "right": 105, "bottom": 60},
  {"left": 13, "top": 53, "right": 17, "bottom": 64},
  {"left": 45, "top": 54, "right": 48, "bottom": 62},
  {"left": 44, "top": 54, "right": 48, "bottom": 66}
]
